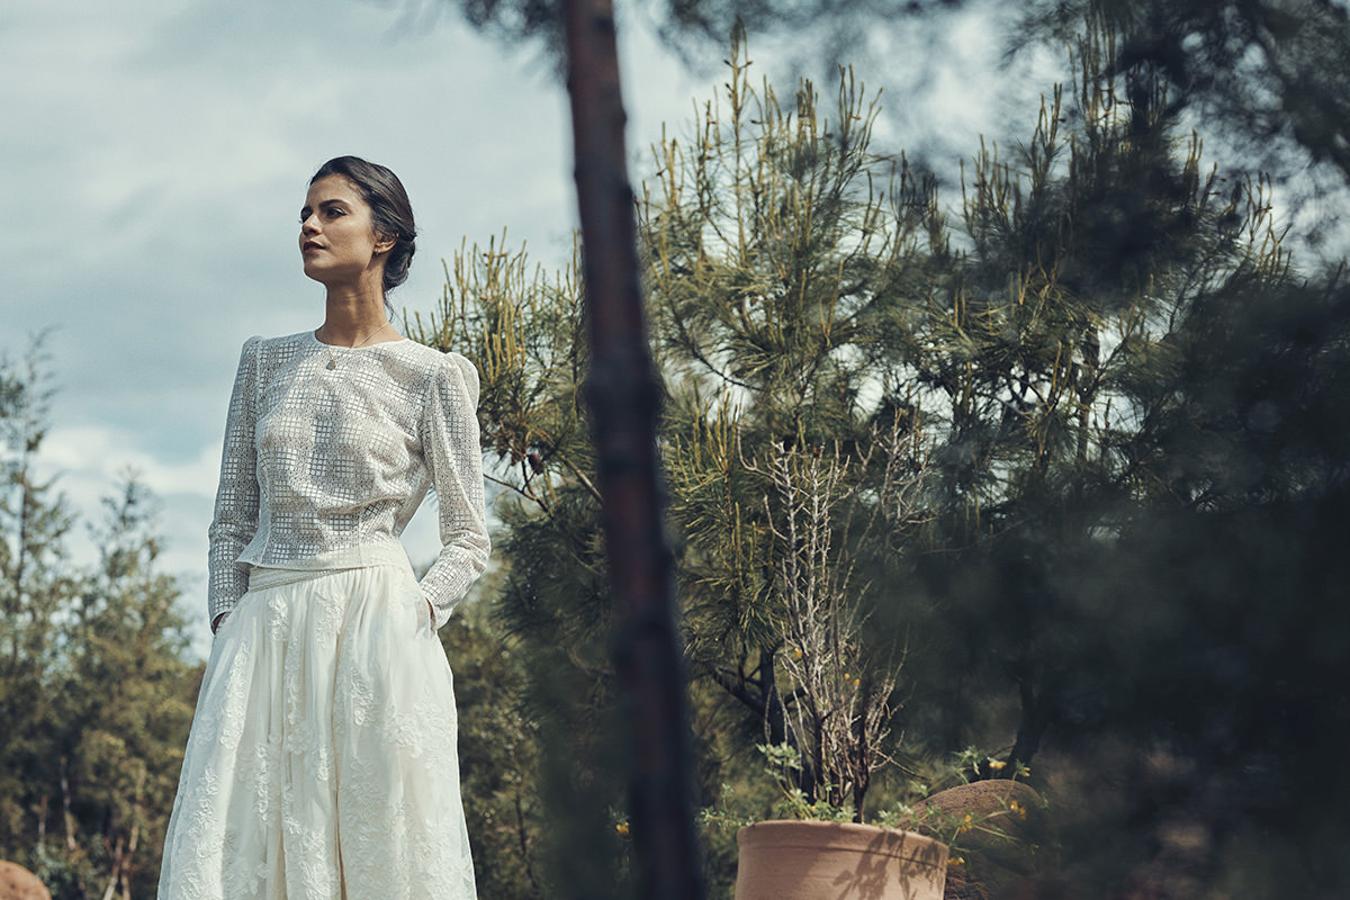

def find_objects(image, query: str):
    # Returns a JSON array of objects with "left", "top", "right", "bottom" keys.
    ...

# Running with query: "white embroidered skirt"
[{"left": 157, "top": 545, "right": 477, "bottom": 899}]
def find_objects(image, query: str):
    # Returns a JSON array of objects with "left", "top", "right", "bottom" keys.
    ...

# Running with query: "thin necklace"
[{"left": 318, "top": 322, "right": 394, "bottom": 370}]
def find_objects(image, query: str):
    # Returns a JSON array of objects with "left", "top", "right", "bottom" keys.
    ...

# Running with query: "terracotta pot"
[
  {"left": 0, "top": 861, "right": 51, "bottom": 900},
  {"left": 734, "top": 819, "right": 949, "bottom": 900},
  {"left": 912, "top": 780, "right": 1051, "bottom": 900}
]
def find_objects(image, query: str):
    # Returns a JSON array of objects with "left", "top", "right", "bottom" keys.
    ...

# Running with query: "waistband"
[{"left": 245, "top": 541, "right": 414, "bottom": 593}]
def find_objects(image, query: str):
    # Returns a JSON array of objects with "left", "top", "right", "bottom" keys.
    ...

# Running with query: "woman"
[{"left": 157, "top": 156, "right": 490, "bottom": 899}]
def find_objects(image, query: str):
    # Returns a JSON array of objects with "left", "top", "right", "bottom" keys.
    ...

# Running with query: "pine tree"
[
  {"left": 0, "top": 334, "right": 199, "bottom": 897},
  {"left": 424, "top": 11, "right": 1349, "bottom": 892}
]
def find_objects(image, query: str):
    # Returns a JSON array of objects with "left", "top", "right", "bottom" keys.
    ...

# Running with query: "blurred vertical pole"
[{"left": 561, "top": 0, "right": 708, "bottom": 898}]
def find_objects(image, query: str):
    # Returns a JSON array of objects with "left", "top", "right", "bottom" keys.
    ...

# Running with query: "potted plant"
[
  {"left": 696, "top": 741, "right": 1045, "bottom": 900},
  {"left": 685, "top": 425, "right": 1048, "bottom": 898},
  {"left": 728, "top": 745, "right": 949, "bottom": 900},
  {"left": 695, "top": 430, "right": 951, "bottom": 898}
]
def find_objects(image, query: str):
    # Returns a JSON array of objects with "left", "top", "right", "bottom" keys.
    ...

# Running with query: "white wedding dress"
[{"left": 157, "top": 331, "right": 490, "bottom": 899}]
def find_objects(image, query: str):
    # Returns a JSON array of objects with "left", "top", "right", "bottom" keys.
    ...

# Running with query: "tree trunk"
[
  {"left": 60, "top": 755, "right": 76, "bottom": 852},
  {"left": 561, "top": 1, "right": 706, "bottom": 898},
  {"left": 100, "top": 834, "right": 124, "bottom": 900}
]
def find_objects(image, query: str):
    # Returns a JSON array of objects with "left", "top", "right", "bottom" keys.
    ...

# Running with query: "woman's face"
[{"left": 298, "top": 174, "right": 394, "bottom": 285}]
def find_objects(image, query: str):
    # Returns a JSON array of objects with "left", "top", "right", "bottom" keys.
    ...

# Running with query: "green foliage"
[
  {"left": 439, "top": 572, "right": 550, "bottom": 898},
  {"left": 440, "top": 9, "right": 1349, "bottom": 895},
  {"left": 750, "top": 740, "right": 858, "bottom": 823},
  {"left": 0, "top": 337, "right": 201, "bottom": 897}
]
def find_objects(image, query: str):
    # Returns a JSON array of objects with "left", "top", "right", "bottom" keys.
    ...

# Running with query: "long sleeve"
[
  {"left": 207, "top": 334, "right": 263, "bottom": 629},
  {"left": 416, "top": 353, "right": 492, "bottom": 630}
]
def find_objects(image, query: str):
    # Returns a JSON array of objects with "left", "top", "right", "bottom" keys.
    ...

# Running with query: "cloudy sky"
[{"left": 1, "top": 0, "right": 1077, "bottom": 660}]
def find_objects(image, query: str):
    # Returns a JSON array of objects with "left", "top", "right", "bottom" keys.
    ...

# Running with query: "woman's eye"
[{"left": 297, "top": 209, "right": 343, "bottom": 223}]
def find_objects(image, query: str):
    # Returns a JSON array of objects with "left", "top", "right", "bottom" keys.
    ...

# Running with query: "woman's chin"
[
  {"left": 302, "top": 258, "right": 332, "bottom": 278},
  {"left": 302, "top": 266, "right": 334, "bottom": 286},
  {"left": 302, "top": 258, "right": 360, "bottom": 287}
]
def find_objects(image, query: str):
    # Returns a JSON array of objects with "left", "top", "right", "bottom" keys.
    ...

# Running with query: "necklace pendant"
[{"left": 325, "top": 358, "right": 337, "bottom": 370}]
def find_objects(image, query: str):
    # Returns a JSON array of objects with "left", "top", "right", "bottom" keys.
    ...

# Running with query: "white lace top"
[{"left": 207, "top": 329, "right": 491, "bottom": 633}]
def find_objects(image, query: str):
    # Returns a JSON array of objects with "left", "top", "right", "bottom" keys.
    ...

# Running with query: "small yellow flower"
[
  {"left": 957, "top": 813, "right": 974, "bottom": 834},
  {"left": 987, "top": 758, "right": 1006, "bottom": 771},
  {"left": 852, "top": 677, "right": 861, "bottom": 687},
  {"left": 793, "top": 647, "right": 803, "bottom": 658},
  {"left": 615, "top": 821, "right": 630, "bottom": 837},
  {"left": 948, "top": 856, "right": 965, "bottom": 867}
]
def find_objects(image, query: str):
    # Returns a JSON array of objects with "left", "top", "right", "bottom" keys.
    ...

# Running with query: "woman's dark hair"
[{"left": 308, "top": 156, "right": 417, "bottom": 315}]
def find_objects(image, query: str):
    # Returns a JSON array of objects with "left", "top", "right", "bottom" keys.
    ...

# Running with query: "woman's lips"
[{"left": 303, "top": 245, "right": 324, "bottom": 252}]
